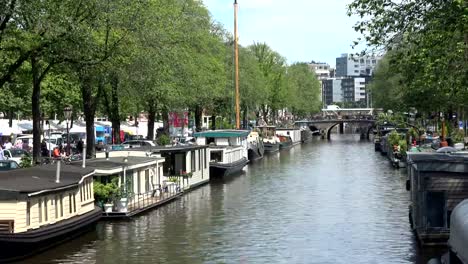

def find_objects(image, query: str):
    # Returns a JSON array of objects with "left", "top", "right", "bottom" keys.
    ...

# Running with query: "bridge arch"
[{"left": 325, "top": 123, "right": 340, "bottom": 140}]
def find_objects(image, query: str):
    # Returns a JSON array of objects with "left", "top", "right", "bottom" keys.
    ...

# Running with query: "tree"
[{"left": 285, "top": 63, "right": 321, "bottom": 118}]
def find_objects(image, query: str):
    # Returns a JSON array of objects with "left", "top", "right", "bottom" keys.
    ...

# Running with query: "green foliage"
[
  {"left": 286, "top": 63, "right": 321, "bottom": 118},
  {"left": 157, "top": 134, "right": 170, "bottom": 146},
  {"left": 452, "top": 129, "right": 465, "bottom": 143},
  {"left": 398, "top": 140, "right": 408, "bottom": 156},
  {"left": 93, "top": 178, "right": 120, "bottom": 204},
  {"left": 388, "top": 131, "right": 401, "bottom": 146},
  {"left": 19, "top": 155, "right": 32, "bottom": 168}
]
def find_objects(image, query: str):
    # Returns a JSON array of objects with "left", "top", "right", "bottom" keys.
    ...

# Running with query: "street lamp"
[{"left": 64, "top": 106, "right": 72, "bottom": 155}]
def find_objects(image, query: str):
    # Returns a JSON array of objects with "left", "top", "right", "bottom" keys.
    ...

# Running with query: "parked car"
[
  {"left": 122, "top": 140, "right": 156, "bottom": 149},
  {"left": 0, "top": 160, "right": 20, "bottom": 171},
  {"left": 2, "top": 148, "right": 30, "bottom": 163}
]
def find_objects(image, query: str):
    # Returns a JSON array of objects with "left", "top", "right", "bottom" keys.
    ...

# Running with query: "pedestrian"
[
  {"left": 3, "top": 139, "right": 12, "bottom": 150},
  {"left": 53, "top": 147, "right": 61, "bottom": 158},
  {"left": 0, "top": 145, "right": 4, "bottom": 161},
  {"left": 41, "top": 139, "right": 48, "bottom": 156},
  {"left": 77, "top": 139, "right": 84, "bottom": 153}
]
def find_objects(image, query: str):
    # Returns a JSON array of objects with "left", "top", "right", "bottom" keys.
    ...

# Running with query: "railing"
[
  {"left": 116, "top": 183, "right": 181, "bottom": 213},
  {"left": 0, "top": 220, "right": 14, "bottom": 233}
]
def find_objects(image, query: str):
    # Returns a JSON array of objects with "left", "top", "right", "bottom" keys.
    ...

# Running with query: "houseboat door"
[{"left": 426, "top": 192, "right": 446, "bottom": 228}]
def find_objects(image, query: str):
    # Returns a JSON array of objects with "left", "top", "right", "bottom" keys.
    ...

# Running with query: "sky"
[{"left": 202, "top": 0, "right": 363, "bottom": 68}]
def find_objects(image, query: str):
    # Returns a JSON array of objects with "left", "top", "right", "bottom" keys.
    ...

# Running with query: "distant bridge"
[{"left": 295, "top": 118, "right": 376, "bottom": 140}]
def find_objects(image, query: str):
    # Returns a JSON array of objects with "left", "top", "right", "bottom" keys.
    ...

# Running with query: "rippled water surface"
[{"left": 25, "top": 135, "right": 444, "bottom": 264}]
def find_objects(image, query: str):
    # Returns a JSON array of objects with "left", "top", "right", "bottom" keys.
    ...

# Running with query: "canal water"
[{"left": 25, "top": 134, "right": 444, "bottom": 264}]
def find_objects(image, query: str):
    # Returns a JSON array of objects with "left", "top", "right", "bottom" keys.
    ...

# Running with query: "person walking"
[{"left": 3, "top": 139, "right": 12, "bottom": 150}]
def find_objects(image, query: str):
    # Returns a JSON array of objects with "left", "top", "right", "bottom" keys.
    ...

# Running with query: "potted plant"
[{"left": 93, "top": 178, "right": 120, "bottom": 213}]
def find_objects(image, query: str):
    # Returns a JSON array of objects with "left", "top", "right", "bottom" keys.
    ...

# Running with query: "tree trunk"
[
  {"left": 211, "top": 115, "right": 216, "bottom": 130},
  {"left": 194, "top": 105, "right": 202, "bottom": 132},
  {"left": 162, "top": 108, "right": 169, "bottom": 135},
  {"left": 80, "top": 71, "right": 98, "bottom": 158},
  {"left": 31, "top": 56, "right": 42, "bottom": 164},
  {"left": 8, "top": 109, "right": 13, "bottom": 127},
  {"left": 147, "top": 101, "right": 156, "bottom": 140}
]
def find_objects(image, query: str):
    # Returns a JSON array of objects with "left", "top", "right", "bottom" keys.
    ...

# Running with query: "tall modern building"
[
  {"left": 335, "top": 53, "right": 382, "bottom": 77},
  {"left": 307, "top": 61, "right": 331, "bottom": 80},
  {"left": 321, "top": 76, "right": 371, "bottom": 106}
]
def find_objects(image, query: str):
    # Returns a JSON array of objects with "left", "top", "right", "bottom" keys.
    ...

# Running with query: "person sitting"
[{"left": 52, "top": 147, "right": 61, "bottom": 158}]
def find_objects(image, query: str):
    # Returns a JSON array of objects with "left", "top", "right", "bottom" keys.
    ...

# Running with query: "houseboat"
[
  {"left": 247, "top": 131, "right": 264, "bottom": 161},
  {"left": 276, "top": 128, "right": 302, "bottom": 146},
  {"left": 428, "top": 199, "right": 468, "bottom": 264},
  {"left": 193, "top": 130, "right": 249, "bottom": 178},
  {"left": 150, "top": 145, "right": 210, "bottom": 190},
  {"left": 277, "top": 134, "right": 293, "bottom": 149},
  {"left": 78, "top": 156, "right": 181, "bottom": 218},
  {"left": 257, "top": 126, "right": 280, "bottom": 153},
  {"left": 407, "top": 153, "right": 468, "bottom": 246},
  {"left": 0, "top": 165, "right": 102, "bottom": 262}
]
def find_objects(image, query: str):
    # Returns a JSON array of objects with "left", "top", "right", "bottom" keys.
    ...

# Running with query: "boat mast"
[{"left": 234, "top": 0, "right": 240, "bottom": 129}]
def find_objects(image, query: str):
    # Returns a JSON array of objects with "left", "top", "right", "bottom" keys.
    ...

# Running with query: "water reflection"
[{"left": 24, "top": 134, "right": 444, "bottom": 264}]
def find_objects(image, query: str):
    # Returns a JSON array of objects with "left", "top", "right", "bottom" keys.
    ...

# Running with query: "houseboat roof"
[
  {"left": 193, "top": 130, "right": 250, "bottom": 138},
  {"left": 0, "top": 165, "right": 94, "bottom": 198},
  {"left": 448, "top": 199, "right": 468, "bottom": 263},
  {"left": 76, "top": 157, "right": 161, "bottom": 175},
  {"left": 276, "top": 128, "right": 300, "bottom": 131},
  {"left": 151, "top": 145, "right": 208, "bottom": 153},
  {"left": 407, "top": 153, "right": 468, "bottom": 173}
]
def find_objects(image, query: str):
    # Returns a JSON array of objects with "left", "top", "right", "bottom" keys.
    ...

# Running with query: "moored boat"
[
  {"left": 277, "top": 135, "right": 293, "bottom": 149},
  {"left": 247, "top": 131, "right": 264, "bottom": 161},
  {"left": 257, "top": 126, "right": 280, "bottom": 153},
  {"left": 407, "top": 153, "right": 468, "bottom": 246},
  {"left": 276, "top": 128, "right": 301, "bottom": 146},
  {"left": 193, "top": 130, "right": 249, "bottom": 178},
  {"left": 0, "top": 165, "right": 101, "bottom": 262}
]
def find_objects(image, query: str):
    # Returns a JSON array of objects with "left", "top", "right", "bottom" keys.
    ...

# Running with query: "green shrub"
[
  {"left": 452, "top": 129, "right": 465, "bottom": 143},
  {"left": 157, "top": 134, "right": 171, "bottom": 146},
  {"left": 388, "top": 130, "right": 401, "bottom": 146},
  {"left": 398, "top": 140, "right": 408, "bottom": 155},
  {"left": 19, "top": 155, "right": 32, "bottom": 168},
  {"left": 93, "top": 178, "right": 120, "bottom": 204}
]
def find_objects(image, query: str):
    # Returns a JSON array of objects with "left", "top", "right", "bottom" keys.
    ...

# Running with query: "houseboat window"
[
  {"left": 426, "top": 192, "right": 446, "bottom": 228},
  {"left": 55, "top": 195, "right": 58, "bottom": 219},
  {"left": 73, "top": 194, "right": 76, "bottom": 213},
  {"left": 198, "top": 150, "right": 201, "bottom": 172},
  {"left": 69, "top": 194, "right": 73, "bottom": 214},
  {"left": 211, "top": 150, "right": 222, "bottom": 162},
  {"left": 87, "top": 179, "right": 91, "bottom": 200},
  {"left": 44, "top": 197, "right": 48, "bottom": 222},
  {"left": 38, "top": 199, "right": 42, "bottom": 223},
  {"left": 80, "top": 185, "right": 83, "bottom": 202},
  {"left": 137, "top": 171, "right": 141, "bottom": 194},
  {"left": 60, "top": 195, "right": 63, "bottom": 217},
  {"left": 26, "top": 200, "right": 31, "bottom": 226},
  {"left": 191, "top": 151, "right": 195, "bottom": 172},
  {"left": 145, "top": 169, "right": 150, "bottom": 192},
  {"left": 204, "top": 149, "right": 207, "bottom": 169}
]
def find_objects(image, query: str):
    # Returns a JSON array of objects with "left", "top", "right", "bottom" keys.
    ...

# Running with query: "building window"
[
  {"left": 204, "top": 149, "right": 207, "bottom": 169},
  {"left": 60, "top": 194, "right": 63, "bottom": 217},
  {"left": 198, "top": 150, "right": 201, "bottom": 172},
  {"left": 372, "top": 59, "right": 376, "bottom": 64},
  {"left": 38, "top": 199, "right": 42, "bottom": 223},
  {"left": 55, "top": 195, "right": 59, "bottom": 219},
  {"left": 44, "top": 197, "right": 48, "bottom": 221},
  {"left": 191, "top": 151, "right": 195, "bottom": 172},
  {"left": 69, "top": 194, "right": 72, "bottom": 214},
  {"left": 26, "top": 200, "right": 31, "bottom": 226},
  {"left": 145, "top": 169, "right": 150, "bottom": 192},
  {"left": 73, "top": 194, "right": 76, "bottom": 213},
  {"left": 354, "top": 70, "right": 359, "bottom": 73}
]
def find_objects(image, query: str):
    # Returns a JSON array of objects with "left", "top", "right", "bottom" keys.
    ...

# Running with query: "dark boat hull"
[
  {"left": 209, "top": 158, "right": 248, "bottom": 178},
  {"left": 0, "top": 207, "right": 102, "bottom": 263},
  {"left": 248, "top": 141, "right": 264, "bottom": 161},
  {"left": 264, "top": 142, "right": 279, "bottom": 153}
]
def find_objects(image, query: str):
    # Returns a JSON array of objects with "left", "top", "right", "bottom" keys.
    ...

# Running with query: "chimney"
[{"left": 55, "top": 160, "right": 61, "bottom": 183}]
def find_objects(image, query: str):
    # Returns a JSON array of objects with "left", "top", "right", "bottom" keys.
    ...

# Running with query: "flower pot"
[
  {"left": 104, "top": 203, "right": 113, "bottom": 213},
  {"left": 117, "top": 198, "right": 128, "bottom": 213}
]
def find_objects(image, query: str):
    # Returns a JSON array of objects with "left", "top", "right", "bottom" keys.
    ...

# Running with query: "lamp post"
[{"left": 64, "top": 106, "right": 72, "bottom": 155}]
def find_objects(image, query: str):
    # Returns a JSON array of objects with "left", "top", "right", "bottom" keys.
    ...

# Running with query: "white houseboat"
[
  {"left": 0, "top": 165, "right": 102, "bottom": 262},
  {"left": 80, "top": 156, "right": 180, "bottom": 218},
  {"left": 150, "top": 145, "right": 210, "bottom": 191},
  {"left": 247, "top": 131, "right": 264, "bottom": 161},
  {"left": 256, "top": 126, "right": 280, "bottom": 153},
  {"left": 276, "top": 128, "right": 302, "bottom": 146},
  {"left": 193, "top": 130, "right": 249, "bottom": 178}
]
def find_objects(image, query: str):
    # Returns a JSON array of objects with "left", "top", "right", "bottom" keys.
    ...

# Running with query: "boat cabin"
[
  {"left": 150, "top": 145, "right": 210, "bottom": 190},
  {"left": 446, "top": 199, "right": 468, "bottom": 263},
  {"left": 0, "top": 165, "right": 101, "bottom": 262},
  {"left": 78, "top": 156, "right": 176, "bottom": 218},
  {"left": 276, "top": 128, "right": 301, "bottom": 145},
  {"left": 407, "top": 153, "right": 468, "bottom": 246},
  {"left": 194, "top": 130, "right": 249, "bottom": 162}
]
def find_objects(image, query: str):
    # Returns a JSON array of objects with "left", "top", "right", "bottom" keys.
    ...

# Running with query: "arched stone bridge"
[{"left": 295, "top": 119, "right": 376, "bottom": 140}]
